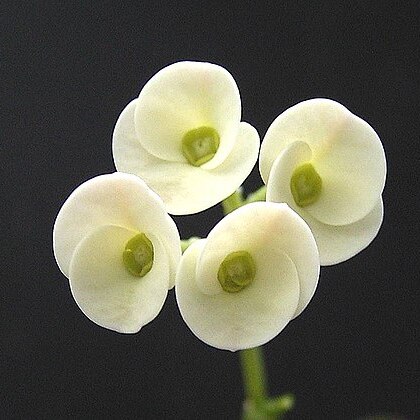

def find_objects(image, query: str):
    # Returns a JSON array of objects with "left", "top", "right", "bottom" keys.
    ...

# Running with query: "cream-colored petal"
[
  {"left": 305, "top": 111, "right": 385, "bottom": 225},
  {"left": 175, "top": 240, "right": 300, "bottom": 351},
  {"left": 53, "top": 172, "right": 181, "bottom": 286},
  {"left": 134, "top": 61, "right": 241, "bottom": 167},
  {"left": 114, "top": 103, "right": 259, "bottom": 215},
  {"left": 267, "top": 150, "right": 384, "bottom": 265},
  {"left": 196, "top": 202, "right": 319, "bottom": 318},
  {"left": 69, "top": 225, "right": 169, "bottom": 333},
  {"left": 260, "top": 98, "right": 386, "bottom": 225},
  {"left": 260, "top": 98, "right": 353, "bottom": 183},
  {"left": 304, "top": 198, "right": 384, "bottom": 266}
]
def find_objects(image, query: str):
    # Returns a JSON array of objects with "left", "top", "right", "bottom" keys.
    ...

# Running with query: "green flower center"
[
  {"left": 123, "top": 233, "right": 154, "bottom": 277},
  {"left": 217, "top": 251, "right": 256, "bottom": 293},
  {"left": 290, "top": 163, "right": 322, "bottom": 207},
  {"left": 181, "top": 126, "right": 220, "bottom": 166}
]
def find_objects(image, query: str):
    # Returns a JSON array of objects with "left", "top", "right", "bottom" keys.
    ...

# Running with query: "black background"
[{"left": 1, "top": 1, "right": 419, "bottom": 419}]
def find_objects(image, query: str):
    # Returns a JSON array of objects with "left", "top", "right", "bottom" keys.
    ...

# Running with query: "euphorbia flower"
[
  {"left": 53, "top": 173, "right": 181, "bottom": 333},
  {"left": 259, "top": 98, "right": 386, "bottom": 265},
  {"left": 175, "top": 202, "right": 320, "bottom": 351},
  {"left": 112, "top": 61, "right": 260, "bottom": 215}
]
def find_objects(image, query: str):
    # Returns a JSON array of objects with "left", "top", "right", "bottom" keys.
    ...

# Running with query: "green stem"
[
  {"left": 221, "top": 188, "right": 245, "bottom": 214},
  {"left": 240, "top": 347, "right": 277, "bottom": 420},
  {"left": 180, "top": 237, "right": 200, "bottom": 253},
  {"left": 240, "top": 347, "right": 268, "bottom": 401},
  {"left": 258, "top": 394, "right": 295, "bottom": 417},
  {"left": 244, "top": 185, "right": 266, "bottom": 204}
]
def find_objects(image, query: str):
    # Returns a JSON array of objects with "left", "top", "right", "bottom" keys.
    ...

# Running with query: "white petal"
[
  {"left": 267, "top": 150, "right": 384, "bottom": 265},
  {"left": 260, "top": 98, "right": 386, "bottom": 225},
  {"left": 134, "top": 61, "right": 241, "bottom": 168},
  {"left": 196, "top": 202, "right": 319, "bottom": 318},
  {"left": 175, "top": 240, "right": 300, "bottom": 351},
  {"left": 53, "top": 172, "right": 181, "bottom": 287},
  {"left": 113, "top": 101, "right": 259, "bottom": 215},
  {"left": 304, "top": 198, "right": 384, "bottom": 266},
  {"left": 69, "top": 225, "right": 169, "bottom": 333},
  {"left": 260, "top": 98, "right": 353, "bottom": 183}
]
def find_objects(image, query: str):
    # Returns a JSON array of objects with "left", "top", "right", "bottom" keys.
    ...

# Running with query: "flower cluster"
[{"left": 53, "top": 61, "right": 386, "bottom": 350}]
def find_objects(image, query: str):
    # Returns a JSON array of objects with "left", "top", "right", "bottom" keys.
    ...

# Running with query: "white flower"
[
  {"left": 259, "top": 98, "right": 386, "bottom": 266},
  {"left": 53, "top": 173, "right": 181, "bottom": 333},
  {"left": 112, "top": 61, "right": 260, "bottom": 215},
  {"left": 175, "top": 202, "right": 320, "bottom": 351}
]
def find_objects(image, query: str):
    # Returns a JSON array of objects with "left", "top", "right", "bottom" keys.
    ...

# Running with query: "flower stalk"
[
  {"left": 240, "top": 347, "right": 268, "bottom": 404},
  {"left": 220, "top": 194, "right": 296, "bottom": 419},
  {"left": 240, "top": 344, "right": 294, "bottom": 419}
]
